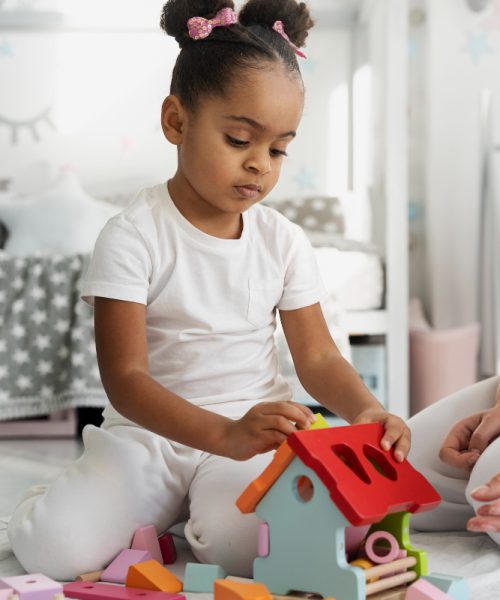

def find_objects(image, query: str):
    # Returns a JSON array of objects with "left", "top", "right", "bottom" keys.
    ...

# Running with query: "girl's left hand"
[
  {"left": 468, "top": 474, "right": 500, "bottom": 533},
  {"left": 353, "top": 409, "right": 411, "bottom": 462}
]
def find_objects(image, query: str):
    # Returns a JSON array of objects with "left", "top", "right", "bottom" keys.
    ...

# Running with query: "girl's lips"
[{"left": 234, "top": 185, "right": 261, "bottom": 199}]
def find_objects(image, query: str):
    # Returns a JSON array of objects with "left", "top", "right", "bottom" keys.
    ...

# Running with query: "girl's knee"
[{"left": 185, "top": 513, "right": 259, "bottom": 577}]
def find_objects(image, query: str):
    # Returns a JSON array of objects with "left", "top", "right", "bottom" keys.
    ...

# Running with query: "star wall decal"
[
  {"left": 462, "top": 30, "right": 494, "bottom": 64},
  {"left": 293, "top": 166, "right": 317, "bottom": 192}
]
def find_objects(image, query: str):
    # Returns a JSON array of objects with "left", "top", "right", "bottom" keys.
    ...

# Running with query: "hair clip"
[
  {"left": 187, "top": 7, "right": 237, "bottom": 40},
  {"left": 272, "top": 20, "right": 307, "bottom": 59}
]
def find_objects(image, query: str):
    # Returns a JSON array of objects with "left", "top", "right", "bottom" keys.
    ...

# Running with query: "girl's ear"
[{"left": 161, "top": 95, "right": 186, "bottom": 145}]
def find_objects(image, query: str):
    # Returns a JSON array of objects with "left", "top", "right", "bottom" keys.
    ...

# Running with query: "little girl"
[{"left": 7, "top": 0, "right": 409, "bottom": 581}]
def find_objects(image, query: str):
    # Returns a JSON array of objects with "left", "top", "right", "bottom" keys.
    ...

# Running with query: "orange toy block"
[
  {"left": 125, "top": 561, "right": 182, "bottom": 594},
  {"left": 214, "top": 580, "right": 272, "bottom": 600},
  {"left": 236, "top": 442, "right": 296, "bottom": 513}
]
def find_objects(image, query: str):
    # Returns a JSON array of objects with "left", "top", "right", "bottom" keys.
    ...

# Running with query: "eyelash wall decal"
[{"left": 0, "top": 106, "right": 55, "bottom": 145}]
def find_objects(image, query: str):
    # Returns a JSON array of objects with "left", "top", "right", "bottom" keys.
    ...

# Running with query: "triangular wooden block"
[
  {"left": 131, "top": 525, "right": 163, "bottom": 565},
  {"left": 126, "top": 560, "right": 182, "bottom": 593},
  {"left": 213, "top": 579, "right": 271, "bottom": 600}
]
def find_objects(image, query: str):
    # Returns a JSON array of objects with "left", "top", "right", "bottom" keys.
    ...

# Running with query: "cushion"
[
  {"left": 0, "top": 172, "right": 120, "bottom": 256},
  {"left": 264, "top": 195, "right": 345, "bottom": 243}
]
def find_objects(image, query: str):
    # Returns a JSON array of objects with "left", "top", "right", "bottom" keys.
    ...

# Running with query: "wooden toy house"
[{"left": 237, "top": 423, "right": 441, "bottom": 600}]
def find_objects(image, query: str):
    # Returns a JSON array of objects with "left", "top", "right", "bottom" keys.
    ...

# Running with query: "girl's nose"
[{"left": 243, "top": 151, "right": 271, "bottom": 175}]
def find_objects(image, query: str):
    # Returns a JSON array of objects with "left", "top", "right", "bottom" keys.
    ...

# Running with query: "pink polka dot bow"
[
  {"left": 187, "top": 7, "right": 237, "bottom": 40},
  {"left": 272, "top": 20, "right": 307, "bottom": 58}
]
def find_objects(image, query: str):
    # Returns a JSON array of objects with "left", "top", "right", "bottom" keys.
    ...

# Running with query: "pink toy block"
[
  {"left": 131, "top": 525, "right": 163, "bottom": 564},
  {"left": 0, "top": 588, "right": 13, "bottom": 600},
  {"left": 101, "top": 549, "right": 152, "bottom": 584},
  {"left": 63, "top": 581, "right": 184, "bottom": 600},
  {"left": 158, "top": 534, "right": 177, "bottom": 565},
  {"left": 258, "top": 523, "right": 269, "bottom": 557},
  {"left": 0, "top": 575, "right": 62, "bottom": 600},
  {"left": 406, "top": 579, "right": 452, "bottom": 600}
]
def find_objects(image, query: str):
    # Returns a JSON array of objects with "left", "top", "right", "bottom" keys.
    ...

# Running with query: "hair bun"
[
  {"left": 238, "top": 0, "right": 314, "bottom": 49},
  {"left": 160, "top": 0, "right": 235, "bottom": 47}
]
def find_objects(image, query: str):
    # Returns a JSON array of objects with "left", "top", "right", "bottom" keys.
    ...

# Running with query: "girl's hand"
[
  {"left": 222, "top": 401, "right": 315, "bottom": 461},
  {"left": 353, "top": 409, "right": 411, "bottom": 462},
  {"left": 439, "top": 407, "right": 500, "bottom": 470},
  {"left": 468, "top": 474, "right": 500, "bottom": 533}
]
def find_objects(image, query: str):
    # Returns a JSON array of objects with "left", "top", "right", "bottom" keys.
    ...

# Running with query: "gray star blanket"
[{"left": 0, "top": 252, "right": 107, "bottom": 420}]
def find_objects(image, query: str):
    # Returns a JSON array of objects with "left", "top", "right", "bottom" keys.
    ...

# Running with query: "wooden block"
[
  {"left": 126, "top": 560, "right": 182, "bottom": 593},
  {"left": 131, "top": 526, "right": 163, "bottom": 565},
  {"left": 75, "top": 572, "right": 103, "bottom": 583},
  {"left": 183, "top": 563, "right": 227, "bottom": 593},
  {"left": 158, "top": 534, "right": 177, "bottom": 565},
  {"left": 214, "top": 579, "right": 272, "bottom": 600},
  {"left": 63, "top": 581, "right": 184, "bottom": 600},
  {"left": 226, "top": 578, "right": 254, "bottom": 584},
  {"left": 405, "top": 579, "right": 452, "bottom": 599},
  {"left": 101, "top": 549, "right": 152, "bottom": 584},
  {"left": 365, "top": 571, "right": 417, "bottom": 596},
  {"left": 422, "top": 574, "right": 469, "bottom": 600},
  {"left": 0, "top": 574, "right": 63, "bottom": 600}
]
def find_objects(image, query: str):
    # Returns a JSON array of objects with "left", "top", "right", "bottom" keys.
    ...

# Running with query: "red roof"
[{"left": 287, "top": 423, "right": 441, "bottom": 526}]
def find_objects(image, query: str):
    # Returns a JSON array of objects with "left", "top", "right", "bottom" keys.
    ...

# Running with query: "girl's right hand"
[{"left": 221, "top": 401, "right": 315, "bottom": 461}]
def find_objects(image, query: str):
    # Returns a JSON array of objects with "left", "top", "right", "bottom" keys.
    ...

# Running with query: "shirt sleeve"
[
  {"left": 277, "top": 223, "right": 328, "bottom": 311},
  {"left": 80, "top": 215, "right": 152, "bottom": 306}
]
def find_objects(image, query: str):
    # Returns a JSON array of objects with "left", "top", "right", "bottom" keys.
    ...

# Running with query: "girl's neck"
[{"left": 167, "top": 175, "right": 243, "bottom": 240}]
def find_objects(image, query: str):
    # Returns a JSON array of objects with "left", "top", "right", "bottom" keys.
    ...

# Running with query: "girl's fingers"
[
  {"left": 262, "top": 401, "right": 314, "bottom": 429},
  {"left": 380, "top": 419, "right": 410, "bottom": 461}
]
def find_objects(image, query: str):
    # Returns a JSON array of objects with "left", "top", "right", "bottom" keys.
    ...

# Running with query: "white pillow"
[{"left": 0, "top": 172, "right": 120, "bottom": 256}]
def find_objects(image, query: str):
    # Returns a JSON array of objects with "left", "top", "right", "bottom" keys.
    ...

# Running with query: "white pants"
[
  {"left": 408, "top": 375, "right": 500, "bottom": 546},
  {"left": 7, "top": 403, "right": 273, "bottom": 581}
]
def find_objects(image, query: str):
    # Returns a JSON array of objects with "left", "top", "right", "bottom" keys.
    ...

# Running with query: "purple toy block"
[
  {"left": 63, "top": 581, "right": 184, "bottom": 600},
  {"left": 0, "top": 574, "right": 62, "bottom": 600},
  {"left": 158, "top": 534, "right": 177, "bottom": 565},
  {"left": 101, "top": 549, "right": 152, "bottom": 584},
  {"left": 406, "top": 579, "right": 452, "bottom": 599},
  {"left": 131, "top": 525, "right": 163, "bottom": 565},
  {"left": 258, "top": 523, "right": 269, "bottom": 557}
]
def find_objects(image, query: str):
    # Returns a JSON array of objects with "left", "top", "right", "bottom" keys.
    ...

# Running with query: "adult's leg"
[
  {"left": 7, "top": 424, "right": 199, "bottom": 580},
  {"left": 408, "top": 376, "right": 499, "bottom": 531}
]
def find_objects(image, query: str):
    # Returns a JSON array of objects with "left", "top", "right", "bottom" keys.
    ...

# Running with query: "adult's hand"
[{"left": 468, "top": 474, "right": 500, "bottom": 533}]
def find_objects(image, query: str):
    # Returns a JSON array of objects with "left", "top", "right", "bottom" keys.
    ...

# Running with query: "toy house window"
[
  {"left": 293, "top": 475, "right": 314, "bottom": 502},
  {"left": 363, "top": 444, "right": 398, "bottom": 481}
]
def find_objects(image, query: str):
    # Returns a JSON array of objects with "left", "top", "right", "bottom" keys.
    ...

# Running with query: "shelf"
[{"left": 344, "top": 309, "right": 388, "bottom": 336}]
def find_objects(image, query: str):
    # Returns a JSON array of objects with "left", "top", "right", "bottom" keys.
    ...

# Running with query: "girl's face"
[{"left": 167, "top": 65, "right": 304, "bottom": 236}]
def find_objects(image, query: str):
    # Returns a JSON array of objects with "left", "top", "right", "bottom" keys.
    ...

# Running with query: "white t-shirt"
[{"left": 81, "top": 182, "right": 326, "bottom": 425}]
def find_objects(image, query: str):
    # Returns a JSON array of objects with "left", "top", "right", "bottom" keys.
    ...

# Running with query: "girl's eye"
[
  {"left": 226, "top": 135, "right": 248, "bottom": 147},
  {"left": 271, "top": 149, "right": 288, "bottom": 158}
]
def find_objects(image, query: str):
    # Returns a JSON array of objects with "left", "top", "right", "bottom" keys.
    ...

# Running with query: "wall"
[
  {"left": 0, "top": 1, "right": 352, "bottom": 206},
  {"left": 415, "top": 0, "right": 500, "bottom": 328}
]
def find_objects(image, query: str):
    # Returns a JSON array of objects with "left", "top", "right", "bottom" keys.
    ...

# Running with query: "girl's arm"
[
  {"left": 279, "top": 302, "right": 410, "bottom": 461},
  {"left": 94, "top": 297, "right": 313, "bottom": 460}
]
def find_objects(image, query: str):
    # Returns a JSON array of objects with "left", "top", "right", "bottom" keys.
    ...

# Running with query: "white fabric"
[
  {"left": 408, "top": 375, "right": 500, "bottom": 546},
  {"left": 313, "top": 246, "right": 384, "bottom": 311},
  {"left": 7, "top": 409, "right": 273, "bottom": 581},
  {"left": 80, "top": 182, "right": 326, "bottom": 424},
  {"left": 0, "top": 172, "right": 119, "bottom": 256}
]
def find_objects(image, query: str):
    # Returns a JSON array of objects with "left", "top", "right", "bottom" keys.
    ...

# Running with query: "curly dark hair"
[{"left": 160, "top": 0, "right": 314, "bottom": 111}]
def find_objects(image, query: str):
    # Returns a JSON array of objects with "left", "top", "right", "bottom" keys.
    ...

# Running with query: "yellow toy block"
[
  {"left": 309, "top": 413, "right": 330, "bottom": 430},
  {"left": 125, "top": 560, "right": 182, "bottom": 593},
  {"left": 214, "top": 579, "right": 272, "bottom": 600}
]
